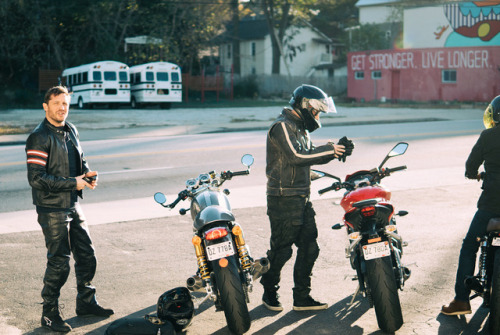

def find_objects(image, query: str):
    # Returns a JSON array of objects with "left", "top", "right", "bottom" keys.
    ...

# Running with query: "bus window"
[
  {"left": 83, "top": 72, "right": 88, "bottom": 83},
  {"left": 104, "top": 71, "right": 117, "bottom": 81},
  {"left": 171, "top": 72, "right": 180, "bottom": 82},
  {"left": 157, "top": 72, "right": 169, "bottom": 81},
  {"left": 119, "top": 71, "right": 128, "bottom": 82},
  {"left": 93, "top": 71, "right": 102, "bottom": 81},
  {"left": 146, "top": 72, "right": 154, "bottom": 81}
]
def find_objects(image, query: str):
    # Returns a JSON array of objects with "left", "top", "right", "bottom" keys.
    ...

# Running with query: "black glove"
[{"left": 337, "top": 136, "right": 354, "bottom": 162}]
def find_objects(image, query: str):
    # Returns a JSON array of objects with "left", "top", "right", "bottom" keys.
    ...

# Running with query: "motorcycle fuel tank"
[{"left": 340, "top": 185, "right": 391, "bottom": 212}]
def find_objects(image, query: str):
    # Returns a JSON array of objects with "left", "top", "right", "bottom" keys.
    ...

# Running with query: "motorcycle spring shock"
[
  {"left": 232, "top": 224, "right": 252, "bottom": 271},
  {"left": 192, "top": 235, "right": 210, "bottom": 280},
  {"left": 478, "top": 238, "right": 488, "bottom": 286},
  {"left": 237, "top": 245, "right": 252, "bottom": 271}
]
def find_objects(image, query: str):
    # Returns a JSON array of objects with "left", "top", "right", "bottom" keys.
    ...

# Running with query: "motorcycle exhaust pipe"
[
  {"left": 251, "top": 257, "right": 270, "bottom": 281},
  {"left": 402, "top": 266, "right": 411, "bottom": 282},
  {"left": 186, "top": 274, "right": 205, "bottom": 292}
]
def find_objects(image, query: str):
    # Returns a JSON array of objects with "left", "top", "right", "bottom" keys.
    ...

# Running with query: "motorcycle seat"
[{"left": 487, "top": 218, "right": 500, "bottom": 232}]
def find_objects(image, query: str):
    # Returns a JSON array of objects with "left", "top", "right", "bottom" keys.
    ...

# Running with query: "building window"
[
  {"left": 355, "top": 71, "right": 364, "bottom": 80},
  {"left": 227, "top": 44, "right": 232, "bottom": 59},
  {"left": 442, "top": 69, "right": 456, "bottom": 83},
  {"left": 371, "top": 71, "right": 382, "bottom": 79},
  {"left": 251, "top": 67, "right": 256, "bottom": 75},
  {"left": 251, "top": 42, "right": 256, "bottom": 57}
]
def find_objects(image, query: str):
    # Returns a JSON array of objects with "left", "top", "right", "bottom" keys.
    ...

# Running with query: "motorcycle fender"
[{"left": 194, "top": 206, "right": 235, "bottom": 231}]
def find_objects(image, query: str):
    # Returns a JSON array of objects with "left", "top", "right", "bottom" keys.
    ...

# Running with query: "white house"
[{"left": 218, "top": 17, "right": 342, "bottom": 78}]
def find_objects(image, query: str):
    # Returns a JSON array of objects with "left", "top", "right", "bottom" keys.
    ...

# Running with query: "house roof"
[
  {"left": 216, "top": 17, "right": 335, "bottom": 44},
  {"left": 356, "top": 0, "right": 399, "bottom": 7}
]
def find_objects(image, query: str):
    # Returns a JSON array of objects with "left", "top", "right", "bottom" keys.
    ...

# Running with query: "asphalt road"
[{"left": 0, "top": 105, "right": 492, "bottom": 334}]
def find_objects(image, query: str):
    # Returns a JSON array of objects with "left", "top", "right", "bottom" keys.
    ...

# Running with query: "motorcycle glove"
[{"left": 337, "top": 136, "right": 355, "bottom": 162}]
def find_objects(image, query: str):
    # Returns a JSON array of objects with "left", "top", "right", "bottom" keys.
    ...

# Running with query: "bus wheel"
[
  {"left": 78, "top": 97, "right": 86, "bottom": 109},
  {"left": 160, "top": 102, "right": 171, "bottom": 110}
]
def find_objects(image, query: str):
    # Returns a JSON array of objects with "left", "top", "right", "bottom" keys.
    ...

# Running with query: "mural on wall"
[{"left": 443, "top": 1, "right": 500, "bottom": 46}]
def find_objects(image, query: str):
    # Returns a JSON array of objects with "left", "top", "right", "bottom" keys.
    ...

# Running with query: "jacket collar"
[
  {"left": 282, "top": 108, "right": 305, "bottom": 128},
  {"left": 43, "top": 118, "right": 68, "bottom": 135}
]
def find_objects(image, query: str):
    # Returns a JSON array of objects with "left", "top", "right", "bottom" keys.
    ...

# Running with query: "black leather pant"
[
  {"left": 260, "top": 195, "right": 320, "bottom": 301},
  {"left": 38, "top": 203, "right": 97, "bottom": 309}
]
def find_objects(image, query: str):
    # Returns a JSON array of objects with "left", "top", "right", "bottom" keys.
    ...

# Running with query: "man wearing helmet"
[
  {"left": 260, "top": 84, "right": 354, "bottom": 311},
  {"left": 442, "top": 95, "right": 500, "bottom": 315}
]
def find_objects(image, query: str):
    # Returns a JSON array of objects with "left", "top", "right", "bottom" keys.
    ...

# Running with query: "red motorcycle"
[{"left": 313, "top": 142, "right": 410, "bottom": 333}]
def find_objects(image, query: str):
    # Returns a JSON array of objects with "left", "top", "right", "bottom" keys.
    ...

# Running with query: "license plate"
[
  {"left": 362, "top": 241, "right": 391, "bottom": 260},
  {"left": 492, "top": 237, "right": 500, "bottom": 247},
  {"left": 206, "top": 241, "right": 235, "bottom": 261}
]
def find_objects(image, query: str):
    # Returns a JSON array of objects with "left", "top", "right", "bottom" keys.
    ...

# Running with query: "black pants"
[
  {"left": 38, "top": 203, "right": 97, "bottom": 309},
  {"left": 260, "top": 195, "right": 320, "bottom": 301}
]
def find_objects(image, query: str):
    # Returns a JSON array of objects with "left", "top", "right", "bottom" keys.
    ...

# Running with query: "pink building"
[{"left": 347, "top": 46, "right": 500, "bottom": 103}]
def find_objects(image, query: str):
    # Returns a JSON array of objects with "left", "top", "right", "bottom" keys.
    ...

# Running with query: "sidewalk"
[{"left": 0, "top": 104, "right": 483, "bottom": 145}]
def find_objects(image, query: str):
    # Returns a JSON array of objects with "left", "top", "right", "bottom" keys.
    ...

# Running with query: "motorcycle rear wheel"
[
  {"left": 213, "top": 257, "right": 251, "bottom": 335},
  {"left": 489, "top": 248, "right": 500, "bottom": 335},
  {"left": 365, "top": 255, "right": 404, "bottom": 333}
]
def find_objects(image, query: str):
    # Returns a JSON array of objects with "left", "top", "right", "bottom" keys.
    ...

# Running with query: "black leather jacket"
[
  {"left": 266, "top": 108, "right": 337, "bottom": 196},
  {"left": 466, "top": 125, "right": 500, "bottom": 213},
  {"left": 26, "top": 118, "right": 90, "bottom": 209}
]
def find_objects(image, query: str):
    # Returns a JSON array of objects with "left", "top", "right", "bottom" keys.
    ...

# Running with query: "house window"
[
  {"left": 227, "top": 44, "right": 232, "bottom": 59},
  {"left": 251, "top": 42, "right": 256, "bottom": 57},
  {"left": 355, "top": 71, "right": 364, "bottom": 80},
  {"left": 442, "top": 69, "right": 456, "bottom": 83},
  {"left": 371, "top": 71, "right": 381, "bottom": 79}
]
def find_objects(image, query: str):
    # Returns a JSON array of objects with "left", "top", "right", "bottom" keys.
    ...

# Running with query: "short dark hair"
[{"left": 44, "top": 86, "right": 70, "bottom": 104}]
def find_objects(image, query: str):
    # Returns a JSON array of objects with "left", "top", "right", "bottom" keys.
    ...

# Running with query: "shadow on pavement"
[{"left": 437, "top": 305, "right": 490, "bottom": 334}]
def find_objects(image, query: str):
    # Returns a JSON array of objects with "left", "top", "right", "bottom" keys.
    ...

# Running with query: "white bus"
[
  {"left": 129, "top": 61, "right": 182, "bottom": 109},
  {"left": 61, "top": 61, "right": 130, "bottom": 109}
]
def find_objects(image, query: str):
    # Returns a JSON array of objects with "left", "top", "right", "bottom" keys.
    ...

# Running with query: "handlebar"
[
  {"left": 317, "top": 165, "right": 407, "bottom": 195},
  {"left": 230, "top": 170, "right": 250, "bottom": 177}
]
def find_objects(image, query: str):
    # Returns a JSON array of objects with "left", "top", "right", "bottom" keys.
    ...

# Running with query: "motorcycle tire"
[
  {"left": 489, "top": 247, "right": 500, "bottom": 335},
  {"left": 212, "top": 256, "right": 251, "bottom": 335},
  {"left": 365, "top": 255, "right": 404, "bottom": 333}
]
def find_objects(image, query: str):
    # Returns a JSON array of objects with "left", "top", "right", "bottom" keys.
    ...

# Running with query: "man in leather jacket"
[
  {"left": 26, "top": 86, "right": 113, "bottom": 332},
  {"left": 260, "top": 84, "right": 354, "bottom": 312},
  {"left": 442, "top": 95, "right": 500, "bottom": 315}
]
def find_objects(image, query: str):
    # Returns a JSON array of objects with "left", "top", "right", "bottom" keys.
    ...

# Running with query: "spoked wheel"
[{"left": 489, "top": 248, "right": 500, "bottom": 334}]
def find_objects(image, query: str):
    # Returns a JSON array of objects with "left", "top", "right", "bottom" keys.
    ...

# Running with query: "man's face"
[
  {"left": 43, "top": 93, "right": 70, "bottom": 126},
  {"left": 311, "top": 109, "right": 321, "bottom": 121}
]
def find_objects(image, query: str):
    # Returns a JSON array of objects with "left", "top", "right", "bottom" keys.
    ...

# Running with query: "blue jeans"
[{"left": 455, "top": 209, "right": 499, "bottom": 301}]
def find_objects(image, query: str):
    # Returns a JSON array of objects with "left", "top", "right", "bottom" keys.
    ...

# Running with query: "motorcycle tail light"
[
  {"left": 386, "top": 224, "right": 397, "bottom": 232},
  {"left": 368, "top": 237, "right": 382, "bottom": 243},
  {"left": 219, "top": 258, "right": 228, "bottom": 268},
  {"left": 348, "top": 232, "right": 360, "bottom": 240},
  {"left": 361, "top": 206, "right": 376, "bottom": 217},
  {"left": 205, "top": 228, "right": 228, "bottom": 240}
]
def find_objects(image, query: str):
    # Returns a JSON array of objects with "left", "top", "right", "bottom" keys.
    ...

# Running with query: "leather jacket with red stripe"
[
  {"left": 26, "top": 118, "right": 90, "bottom": 209},
  {"left": 266, "top": 108, "right": 337, "bottom": 196}
]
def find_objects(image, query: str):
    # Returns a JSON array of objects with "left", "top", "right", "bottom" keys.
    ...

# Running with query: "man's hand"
[
  {"left": 337, "top": 136, "right": 355, "bottom": 162},
  {"left": 76, "top": 171, "right": 98, "bottom": 190},
  {"left": 329, "top": 143, "right": 345, "bottom": 158}
]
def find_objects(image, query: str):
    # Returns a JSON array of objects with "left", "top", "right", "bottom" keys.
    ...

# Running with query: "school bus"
[
  {"left": 61, "top": 61, "right": 130, "bottom": 109},
  {"left": 129, "top": 61, "right": 182, "bottom": 109}
]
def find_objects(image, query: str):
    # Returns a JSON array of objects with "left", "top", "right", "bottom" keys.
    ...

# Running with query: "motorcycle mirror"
[
  {"left": 154, "top": 192, "right": 167, "bottom": 204},
  {"left": 311, "top": 169, "right": 341, "bottom": 182},
  {"left": 332, "top": 223, "right": 344, "bottom": 230},
  {"left": 396, "top": 210, "right": 409, "bottom": 216},
  {"left": 378, "top": 142, "right": 409, "bottom": 170},
  {"left": 241, "top": 154, "right": 254, "bottom": 168}
]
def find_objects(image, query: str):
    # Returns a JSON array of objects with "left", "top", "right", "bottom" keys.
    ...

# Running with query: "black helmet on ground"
[
  {"left": 483, "top": 95, "right": 500, "bottom": 129},
  {"left": 157, "top": 287, "right": 194, "bottom": 331},
  {"left": 289, "top": 84, "right": 337, "bottom": 132}
]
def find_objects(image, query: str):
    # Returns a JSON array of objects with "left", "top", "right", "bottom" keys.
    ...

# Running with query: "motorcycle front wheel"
[
  {"left": 213, "top": 257, "right": 251, "bottom": 335},
  {"left": 365, "top": 255, "right": 404, "bottom": 333},
  {"left": 489, "top": 247, "right": 500, "bottom": 334}
]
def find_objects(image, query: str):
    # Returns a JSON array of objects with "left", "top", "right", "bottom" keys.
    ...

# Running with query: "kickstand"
[{"left": 348, "top": 285, "right": 360, "bottom": 306}]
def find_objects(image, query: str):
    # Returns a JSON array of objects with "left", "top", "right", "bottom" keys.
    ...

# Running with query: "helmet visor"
[
  {"left": 307, "top": 96, "right": 337, "bottom": 114},
  {"left": 483, "top": 104, "right": 495, "bottom": 129}
]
